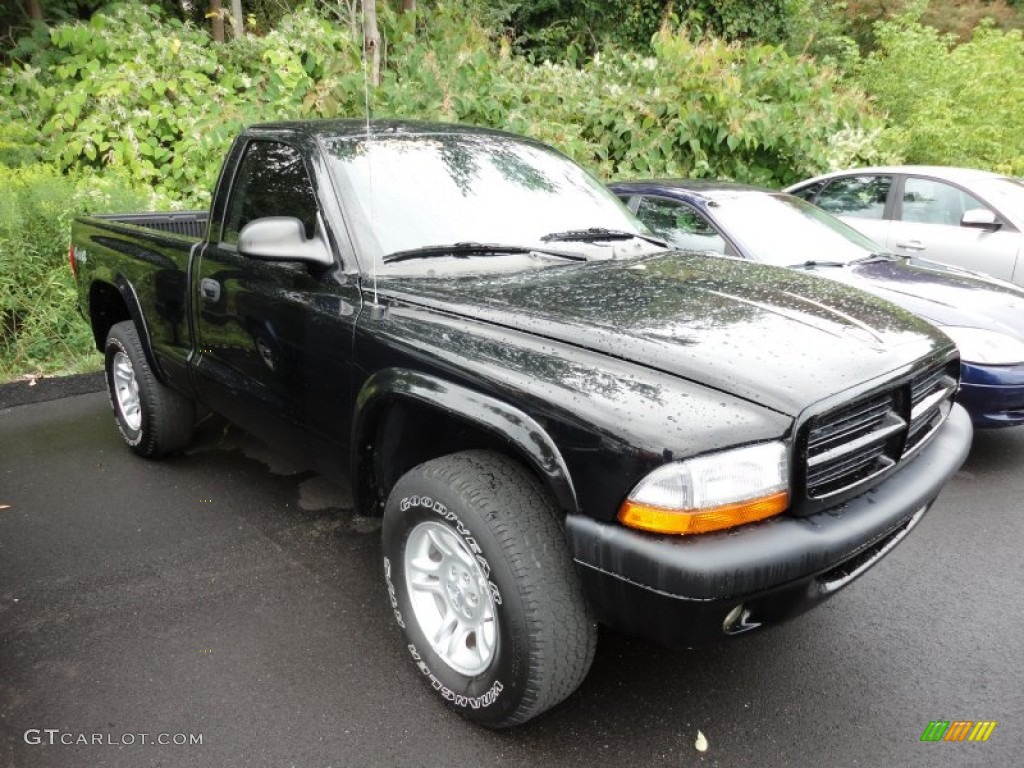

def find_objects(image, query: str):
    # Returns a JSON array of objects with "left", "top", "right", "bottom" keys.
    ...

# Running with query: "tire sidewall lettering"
[
  {"left": 399, "top": 495, "right": 501, "bottom": 605},
  {"left": 382, "top": 556, "right": 406, "bottom": 629},
  {"left": 406, "top": 643, "right": 504, "bottom": 710},
  {"left": 385, "top": 490, "right": 517, "bottom": 718}
]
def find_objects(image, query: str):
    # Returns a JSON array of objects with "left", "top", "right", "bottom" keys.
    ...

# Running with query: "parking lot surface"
[{"left": 1, "top": 387, "right": 1021, "bottom": 767}]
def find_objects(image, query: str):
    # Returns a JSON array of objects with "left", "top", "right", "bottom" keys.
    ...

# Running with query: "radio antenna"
[{"left": 360, "top": 0, "right": 378, "bottom": 305}]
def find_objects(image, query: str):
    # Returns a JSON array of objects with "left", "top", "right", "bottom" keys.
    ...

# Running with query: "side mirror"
[
  {"left": 961, "top": 208, "right": 1000, "bottom": 231},
  {"left": 238, "top": 217, "right": 333, "bottom": 266}
]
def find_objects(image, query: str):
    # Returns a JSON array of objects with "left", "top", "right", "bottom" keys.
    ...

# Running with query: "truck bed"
[{"left": 91, "top": 211, "right": 209, "bottom": 240}]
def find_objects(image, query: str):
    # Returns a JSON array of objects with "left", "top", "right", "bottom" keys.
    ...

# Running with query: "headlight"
[
  {"left": 618, "top": 442, "right": 789, "bottom": 535},
  {"left": 940, "top": 326, "right": 1024, "bottom": 365}
]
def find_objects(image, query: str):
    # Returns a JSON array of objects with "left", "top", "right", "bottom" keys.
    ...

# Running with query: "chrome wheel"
[
  {"left": 404, "top": 521, "right": 498, "bottom": 676},
  {"left": 112, "top": 350, "right": 142, "bottom": 431}
]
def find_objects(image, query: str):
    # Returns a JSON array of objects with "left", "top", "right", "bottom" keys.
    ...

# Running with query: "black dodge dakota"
[{"left": 71, "top": 120, "right": 972, "bottom": 727}]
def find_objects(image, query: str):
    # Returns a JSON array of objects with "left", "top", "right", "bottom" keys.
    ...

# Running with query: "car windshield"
[
  {"left": 973, "top": 177, "right": 1024, "bottom": 221},
  {"left": 323, "top": 132, "right": 655, "bottom": 271},
  {"left": 709, "top": 193, "right": 883, "bottom": 266}
]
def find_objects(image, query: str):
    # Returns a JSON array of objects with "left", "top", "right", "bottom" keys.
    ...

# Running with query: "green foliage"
[
  {"left": 505, "top": 0, "right": 834, "bottom": 60},
  {"left": 573, "top": 31, "right": 893, "bottom": 184},
  {"left": 0, "top": 164, "right": 161, "bottom": 379},
  {"left": 0, "top": 1, "right": 895, "bottom": 377},
  {"left": 506, "top": 0, "right": 669, "bottom": 61},
  {"left": 856, "top": 12, "right": 1024, "bottom": 173}
]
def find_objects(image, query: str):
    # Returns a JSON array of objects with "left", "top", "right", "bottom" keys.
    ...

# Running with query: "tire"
[
  {"left": 381, "top": 450, "right": 597, "bottom": 728},
  {"left": 104, "top": 320, "right": 195, "bottom": 458}
]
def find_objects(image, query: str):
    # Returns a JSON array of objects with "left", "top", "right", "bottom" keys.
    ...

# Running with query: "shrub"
[
  {"left": 856, "top": 12, "right": 1024, "bottom": 173},
  {"left": 0, "top": 164, "right": 159, "bottom": 379},
  {"left": 0, "top": 1, "right": 896, "bottom": 378}
]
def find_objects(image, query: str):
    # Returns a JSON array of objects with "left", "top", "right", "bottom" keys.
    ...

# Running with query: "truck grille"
[{"left": 804, "top": 361, "right": 957, "bottom": 500}]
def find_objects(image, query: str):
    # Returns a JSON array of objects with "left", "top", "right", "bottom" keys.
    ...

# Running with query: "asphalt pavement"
[{"left": 1, "top": 383, "right": 1021, "bottom": 767}]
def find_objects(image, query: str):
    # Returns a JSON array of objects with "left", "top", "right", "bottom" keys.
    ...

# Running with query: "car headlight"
[
  {"left": 940, "top": 326, "right": 1024, "bottom": 365},
  {"left": 618, "top": 442, "right": 789, "bottom": 535}
]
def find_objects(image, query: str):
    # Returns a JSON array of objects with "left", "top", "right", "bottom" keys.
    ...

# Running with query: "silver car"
[{"left": 786, "top": 166, "right": 1024, "bottom": 285}]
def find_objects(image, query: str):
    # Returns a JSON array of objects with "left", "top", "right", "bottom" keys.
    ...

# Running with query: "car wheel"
[
  {"left": 381, "top": 450, "right": 597, "bottom": 727},
  {"left": 104, "top": 320, "right": 195, "bottom": 458}
]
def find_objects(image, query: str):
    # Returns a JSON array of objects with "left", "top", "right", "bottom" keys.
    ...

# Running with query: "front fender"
[{"left": 352, "top": 368, "right": 579, "bottom": 516}]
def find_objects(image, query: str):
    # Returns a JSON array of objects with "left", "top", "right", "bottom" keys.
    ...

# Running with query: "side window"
[
  {"left": 222, "top": 141, "right": 319, "bottom": 245},
  {"left": 816, "top": 175, "right": 892, "bottom": 219},
  {"left": 901, "top": 177, "right": 988, "bottom": 226},
  {"left": 634, "top": 196, "right": 727, "bottom": 254},
  {"left": 790, "top": 181, "right": 824, "bottom": 202}
]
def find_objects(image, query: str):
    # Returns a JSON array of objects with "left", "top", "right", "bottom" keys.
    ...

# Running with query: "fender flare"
[
  {"left": 92, "top": 276, "right": 164, "bottom": 382},
  {"left": 352, "top": 368, "right": 580, "bottom": 516}
]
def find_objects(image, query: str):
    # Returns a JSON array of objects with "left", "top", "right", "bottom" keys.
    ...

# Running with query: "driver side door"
[{"left": 192, "top": 138, "right": 360, "bottom": 468}]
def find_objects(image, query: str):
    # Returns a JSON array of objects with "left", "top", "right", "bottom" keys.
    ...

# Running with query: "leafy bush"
[
  {"left": 856, "top": 12, "right": 1024, "bottom": 173},
  {"left": 2, "top": 2, "right": 890, "bottom": 198},
  {"left": 0, "top": 1, "right": 895, "bottom": 378},
  {"left": 363, "top": 6, "right": 894, "bottom": 184},
  {"left": 0, "top": 164, "right": 159, "bottom": 379}
]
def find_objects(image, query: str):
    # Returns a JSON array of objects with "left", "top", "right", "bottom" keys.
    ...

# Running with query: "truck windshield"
[{"left": 323, "top": 132, "right": 655, "bottom": 271}]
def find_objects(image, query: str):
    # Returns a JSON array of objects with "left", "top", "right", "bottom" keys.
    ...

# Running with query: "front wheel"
[
  {"left": 104, "top": 320, "right": 194, "bottom": 458},
  {"left": 381, "top": 450, "right": 597, "bottom": 727}
]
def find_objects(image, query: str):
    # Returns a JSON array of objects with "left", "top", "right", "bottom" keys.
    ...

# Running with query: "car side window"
[
  {"left": 816, "top": 175, "right": 892, "bottom": 219},
  {"left": 634, "top": 196, "right": 727, "bottom": 254},
  {"left": 900, "top": 177, "right": 988, "bottom": 226},
  {"left": 790, "top": 181, "right": 824, "bottom": 202},
  {"left": 222, "top": 141, "right": 319, "bottom": 246}
]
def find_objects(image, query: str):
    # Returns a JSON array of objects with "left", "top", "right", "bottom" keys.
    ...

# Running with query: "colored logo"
[{"left": 921, "top": 721, "right": 997, "bottom": 742}]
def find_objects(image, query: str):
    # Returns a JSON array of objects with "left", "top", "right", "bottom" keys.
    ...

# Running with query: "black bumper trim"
[{"left": 566, "top": 404, "right": 971, "bottom": 644}]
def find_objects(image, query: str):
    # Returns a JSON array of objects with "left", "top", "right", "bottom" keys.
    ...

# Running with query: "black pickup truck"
[{"left": 72, "top": 120, "right": 971, "bottom": 727}]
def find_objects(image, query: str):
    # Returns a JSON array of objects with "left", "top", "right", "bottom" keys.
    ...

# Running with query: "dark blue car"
[{"left": 610, "top": 180, "right": 1024, "bottom": 428}]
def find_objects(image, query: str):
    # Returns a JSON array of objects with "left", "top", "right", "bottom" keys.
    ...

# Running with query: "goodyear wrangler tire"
[
  {"left": 381, "top": 450, "right": 597, "bottom": 728},
  {"left": 104, "top": 321, "right": 194, "bottom": 458}
]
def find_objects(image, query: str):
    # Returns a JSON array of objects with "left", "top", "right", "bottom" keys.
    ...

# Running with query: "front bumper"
[
  {"left": 566, "top": 404, "right": 972, "bottom": 647},
  {"left": 958, "top": 361, "right": 1024, "bottom": 428}
]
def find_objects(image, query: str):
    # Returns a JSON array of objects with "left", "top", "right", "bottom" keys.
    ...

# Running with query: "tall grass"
[{"left": 0, "top": 164, "right": 157, "bottom": 381}]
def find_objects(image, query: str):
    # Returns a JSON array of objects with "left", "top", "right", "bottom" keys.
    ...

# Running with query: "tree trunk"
[
  {"left": 209, "top": 0, "right": 225, "bottom": 43},
  {"left": 363, "top": 0, "right": 381, "bottom": 87},
  {"left": 26, "top": 0, "right": 43, "bottom": 21},
  {"left": 230, "top": 0, "right": 244, "bottom": 38},
  {"left": 401, "top": 0, "right": 416, "bottom": 12}
]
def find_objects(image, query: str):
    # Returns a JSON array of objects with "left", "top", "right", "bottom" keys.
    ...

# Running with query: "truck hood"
[
  {"left": 380, "top": 252, "right": 952, "bottom": 416},
  {"left": 802, "top": 257, "right": 1024, "bottom": 341}
]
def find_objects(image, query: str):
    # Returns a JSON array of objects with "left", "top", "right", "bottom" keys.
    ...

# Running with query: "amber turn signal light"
[{"left": 618, "top": 490, "right": 789, "bottom": 535}]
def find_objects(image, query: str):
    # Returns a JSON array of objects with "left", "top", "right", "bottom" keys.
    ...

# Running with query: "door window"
[
  {"left": 816, "top": 175, "right": 892, "bottom": 219},
  {"left": 790, "top": 181, "right": 825, "bottom": 202},
  {"left": 900, "top": 177, "right": 988, "bottom": 226},
  {"left": 222, "top": 141, "right": 319, "bottom": 245},
  {"left": 634, "top": 196, "right": 727, "bottom": 254}
]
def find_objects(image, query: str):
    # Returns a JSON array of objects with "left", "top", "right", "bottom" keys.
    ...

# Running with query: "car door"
[
  {"left": 192, "top": 137, "right": 361, "bottom": 470},
  {"left": 809, "top": 174, "right": 894, "bottom": 248},
  {"left": 885, "top": 175, "right": 1022, "bottom": 282}
]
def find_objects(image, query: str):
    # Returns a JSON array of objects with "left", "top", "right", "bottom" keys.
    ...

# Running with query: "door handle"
[
  {"left": 200, "top": 278, "right": 221, "bottom": 302},
  {"left": 895, "top": 240, "right": 926, "bottom": 251}
]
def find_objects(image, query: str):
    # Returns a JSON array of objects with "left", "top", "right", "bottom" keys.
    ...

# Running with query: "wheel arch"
[
  {"left": 352, "top": 369, "right": 579, "bottom": 519},
  {"left": 89, "top": 277, "right": 162, "bottom": 380}
]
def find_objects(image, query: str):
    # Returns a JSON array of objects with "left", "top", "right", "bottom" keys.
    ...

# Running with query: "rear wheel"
[
  {"left": 104, "top": 321, "right": 194, "bottom": 458},
  {"left": 381, "top": 450, "right": 597, "bottom": 727}
]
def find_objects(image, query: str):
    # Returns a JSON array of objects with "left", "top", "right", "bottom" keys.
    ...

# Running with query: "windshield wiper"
[
  {"left": 540, "top": 227, "right": 668, "bottom": 248},
  {"left": 848, "top": 251, "right": 905, "bottom": 265},
  {"left": 383, "top": 242, "right": 586, "bottom": 264},
  {"left": 787, "top": 260, "right": 849, "bottom": 269}
]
